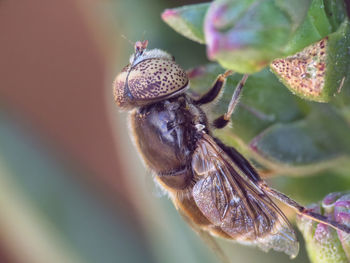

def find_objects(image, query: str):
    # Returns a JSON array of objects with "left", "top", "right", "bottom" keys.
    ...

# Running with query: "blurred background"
[{"left": 1, "top": 0, "right": 345, "bottom": 262}]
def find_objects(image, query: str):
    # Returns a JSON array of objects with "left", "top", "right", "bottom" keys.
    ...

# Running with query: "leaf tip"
[
  {"left": 161, "top": 9, "right": 178, "bottom": 22},
  {"left": 187, "top": 66, "right": 206, "bottom": 79}
]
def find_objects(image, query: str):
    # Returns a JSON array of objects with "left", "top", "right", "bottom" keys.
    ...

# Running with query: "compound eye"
[
  {"left": 127, "top": 58, "right": 188, "bottom": 104},
  {"left": 113, "top": 64, "right": 131, "bottom": 108}
]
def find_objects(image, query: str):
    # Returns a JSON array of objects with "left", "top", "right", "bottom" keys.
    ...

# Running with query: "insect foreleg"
[
  {"left": 194, "top": 70, "right": 233, "bottom": 105},
  {"left": 212, "top": 74, "right": 248, "bottom": 129}
]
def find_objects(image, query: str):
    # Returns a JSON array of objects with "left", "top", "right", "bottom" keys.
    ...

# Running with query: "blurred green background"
[{"left": 0, "top": 0, "right": 348, "bottom": 263}]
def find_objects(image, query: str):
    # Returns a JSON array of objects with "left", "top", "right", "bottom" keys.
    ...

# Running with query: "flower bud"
[
  {"left": 204, "top": 0, "right": 310, "bottom": 73},
  {"left": 296, "top": 192, "right": 350, "bottom": 263}
]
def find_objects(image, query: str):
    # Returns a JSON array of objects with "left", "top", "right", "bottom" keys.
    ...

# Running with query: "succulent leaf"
[
  {"left": 249, "top": 105, "right": 350, "bottom": 170},
  {"left": 203, "top": 0, "right": 311, "bottom": 73},
  {"left": 271, "top": 20, "right": 350, "bottom": 102},
  {"left": 324, "top": 0, "right": 348, "bottom": 32},
  {"left": 297, "top": 192, "right": 350, "bottom": 263},
  {"left": 162, "top": 0, "right": 348, "bottom": 79},
  {"left": 161, "top": 3, "right": 209, "bottom": 44}
]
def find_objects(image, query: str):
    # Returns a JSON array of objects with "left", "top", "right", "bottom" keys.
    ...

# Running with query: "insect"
[{"left": 113, "top": 40, "right": 350, "bottom": 260}]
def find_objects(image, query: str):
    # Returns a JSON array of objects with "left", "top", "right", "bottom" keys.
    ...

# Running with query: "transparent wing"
[{"left": 191, "top": 134, "right": 299, "bottom": 258}]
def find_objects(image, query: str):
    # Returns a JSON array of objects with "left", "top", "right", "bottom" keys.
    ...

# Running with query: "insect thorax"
[{"left": 129, "top": 94, "right": 207, "bottom": 190}]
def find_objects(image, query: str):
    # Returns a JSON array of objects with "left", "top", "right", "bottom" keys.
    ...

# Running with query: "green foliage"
[
  {"left": 188, "top": 64, "right": 350, "bottom": 175},
  {"left": 271, "top": 20, "right": 350, "bottom": 103},
  {"left": 325, "top": 20, "right": 350, "bottom": 102},
  {"left": 162, "top": 3, "right": 209, "bottom": 44},
  {"left": 162, "top": 0, "right": 350, "bottom": 102},
  {"left": 203, "top": 0, "right": 310, "bottom": 73}
]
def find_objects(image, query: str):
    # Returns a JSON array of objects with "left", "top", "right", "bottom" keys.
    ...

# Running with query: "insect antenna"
[
  {"left": 259, "top": 182, "right": 350, "bottom": 234},
  {"left": 141, "top": 30, "right": 147, "bottom": 42},
  {"left": 121, "top": 34, "right": 135, "bottom": 47},
  {"left": 121, "top": 34, "right": 148, "bottom": 68}
]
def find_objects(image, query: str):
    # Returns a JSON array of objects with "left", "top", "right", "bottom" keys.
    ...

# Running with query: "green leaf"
[
  {"left": 271, "top": 20, "right": 350, "bottom": 103},
  {"left": 162, "top": 0, "right": 348, "bottom": 76},
  {"left": 283, "top": 0, "right": 345, "bottom": 55},
  {"left": 188, "top": 63, "right": 350, "bottom": 175},
  {"left": 326, "top": 20, "right": 350, "bottom": 102},
  {"left": 283, "top": 14, "right": 324, "bottom": 55},
  {"left": 161, "top": 3, "right": 209, "bottom": 44},
  {"left": 188, "top": 64, "right": 304, "bottom": 141},
  {"left": 324, "top": 0, "right": 348, "bottom": 32},
  {"left": 250, "top": 105, "right": 350, "bottom": 171},
  {"left": 309, "top": 0, "right": 333, "bottom": 37},
  {"left": 204, "top": 0, "right": 311, "bottom": 73}
]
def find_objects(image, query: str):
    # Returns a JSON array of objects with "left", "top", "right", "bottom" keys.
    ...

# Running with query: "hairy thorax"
[{"left": 129, "top": 95, "right": 207, "bottom": 190}]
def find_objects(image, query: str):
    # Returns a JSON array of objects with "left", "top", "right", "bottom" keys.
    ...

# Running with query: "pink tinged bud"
[
  {"left": 204, "top": 2, "right": 242, "bottom": 60},
  {"left": 161, "top": 9, "right": 178, "bottom": 21},
  {"left": 336, "top": 213, "right": 350, "bottom": 257},
  {"left": 314, "top": 223, "right": 332, "bottom": 242},
  {"left": 204, "top": 2, "right": 228, "bottom": 60},
  {"left": 187, "top": 67, "right": 206, "bottom": 79},
  {"left": 334, "top": 197, "right": 350, "bottom": 259},
  {"left": 323, "top": 192, "right": 344, "bottom": 206},
  {"left": 206, "top": 33, "right": 220, "bottom": 60},
  {"left": 297, "top": 192, "right": 350, "bottom": 262}
]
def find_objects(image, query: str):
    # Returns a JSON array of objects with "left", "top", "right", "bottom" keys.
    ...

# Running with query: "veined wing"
[{"left": 191, "top": 134, "right": 299, "bottom": 258}]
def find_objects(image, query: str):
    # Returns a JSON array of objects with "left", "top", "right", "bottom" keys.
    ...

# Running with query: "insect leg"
[
  {"left": 212, "top": 74, "right": 249, "bottom": 129},
  {"left": 260, "top": 182, "right": 350, "bottom": 234},
  {"left": 194, "top": 70, "right": 233, "bottom": 105}
]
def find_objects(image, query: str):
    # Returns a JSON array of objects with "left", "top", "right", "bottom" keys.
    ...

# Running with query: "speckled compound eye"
[
  {"left": 114, "top": 64, "right": 131, "bottom": 108},
  {"left": 114, "top": 58, "right": 188, "bottom": 109}
]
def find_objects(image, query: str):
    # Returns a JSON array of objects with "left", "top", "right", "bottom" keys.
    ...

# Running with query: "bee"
[{"left": 113, "top": 40, "right": 350, "bottom": 260}]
